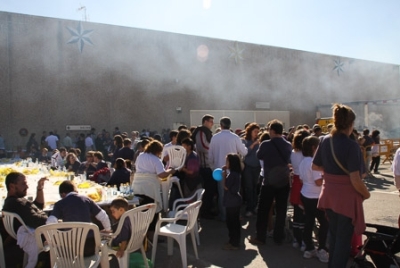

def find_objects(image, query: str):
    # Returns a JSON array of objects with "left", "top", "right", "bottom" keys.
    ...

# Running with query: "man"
[
  {"left": 162, "top": 130, "right": 178, "bottom": 164},
  {"left": 192, "top": 114, "right": 216, "bottom": 218},
  {"left": 249, "top": 119, "right": 292, "bottom": 245},
  {"left": 63, "top": 133, "right": 73, "bottom": 151},
  {"left": 51, "top": 147, "right": 67, "bottom": 169},
  {"left": 78, "top": 150, "right": 97, "bottom": 179},
  {"left": 45, "top": 131, "right": 59, "bottom": 151},
  {"left": 118, "top": 138, "right": 134, "bottom": 161},
  {"left": 46, "top": 180, "right": 111, "bottom": 256},
  {"left": 85, "top": 133, "right": 95, "bottom": 152},
  {"left": 130, "top": 130, "right": 140, "bottom": 151},
  {"left": 3, "top": 172, "right": 49, "bottom": 267},
  {"left": 209, "top": 116, "right": 247, "bottom": 221}
]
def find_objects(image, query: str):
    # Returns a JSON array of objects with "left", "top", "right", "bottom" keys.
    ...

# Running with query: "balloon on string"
[{"left": 212, "top": 168, "right": 223, "bottom": 181}]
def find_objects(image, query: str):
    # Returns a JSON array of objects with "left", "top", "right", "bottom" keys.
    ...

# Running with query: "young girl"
[
  {"left": 222, "top": 153, "right": 243, "bottom": 250},
  {"left": 299, "top": 136, "right": 329, "bottom": 263}
]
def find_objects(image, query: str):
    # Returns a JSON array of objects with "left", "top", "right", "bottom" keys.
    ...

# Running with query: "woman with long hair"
[
  {"left": 312, "top": 103, "right": 370, "bottom": 267},
  {"left": 242, "top": 123, "right": 261, "bottom": 217}
]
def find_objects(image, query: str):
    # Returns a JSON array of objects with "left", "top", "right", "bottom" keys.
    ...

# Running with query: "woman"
[
  {"left": 370, "top": 130, "right": 381, "bottom": 174},
  {"left": 132, "top": 140, "right": 175, "bottom": 239},
  {"left": 242, "top": 123, "right": 261, "bottom": 217},
  {"left": 312, "top": 103, "right": 370, "bottom": 268},
  {"left": 107, "top": 158, "right": 131, "bottom": 190},
  {"left": 289, "top": 128, "right": 310, "bottom": 250},
  {"left": 180, "top": 138, "right": 202, "bottom": 197},
  {"left": 65, "top": 152, "right": 81, "bottom": 175},
  {"left": 109, "top": 135, "right": 123, "bottom": 166},
  {"left": 26, "top": 133, "right": 39, "bottom": 153}
]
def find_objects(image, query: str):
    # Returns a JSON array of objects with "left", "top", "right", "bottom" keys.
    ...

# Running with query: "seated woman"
[
  {"left": 65, "top": 152, "right": 81, "bottom": 175},
  {"left": 132, "top": 140, "right": 175, "bottom": 240},
  {"left": 38, "top": 148, "right": 50, "bottom": 163},
  {"left": 180, "top": 138, "right": 202, "bottom": 197},
  {"left": 107, "top": 158, "right": 131, "bottom": 190}
]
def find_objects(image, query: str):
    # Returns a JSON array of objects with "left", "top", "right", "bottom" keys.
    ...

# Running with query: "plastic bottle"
[
  {"left": 112, "top": 185, "right": 118, "bottom": 196},
  {"left": 107, "top": 185, "right": 112, "bottom": 200}
]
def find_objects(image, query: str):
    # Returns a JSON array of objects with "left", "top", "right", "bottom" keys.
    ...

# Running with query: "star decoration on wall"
[
  {"left": 66, "top": 22, "right": 94, "bottom": 53},
  {"left": 229, "top": 42, "right": 245, "bottom": 64},
  {"left": 333, "top": 58, "right": 344, "bottom": 76}
]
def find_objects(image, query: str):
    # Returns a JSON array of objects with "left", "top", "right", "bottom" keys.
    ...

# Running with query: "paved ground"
[{"left": 149, "top": 162, "right": 399, "bottom": 268}]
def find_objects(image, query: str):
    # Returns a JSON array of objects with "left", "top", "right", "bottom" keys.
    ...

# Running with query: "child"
[
  {"left": 222, "top": 153, "right": 242, "bottom": 250},
  {"left": 299, "top": 136, "right": 329, "bottom": 263},
  {"left": 109, "top": 198, "right": 131, "bottom": 258}
]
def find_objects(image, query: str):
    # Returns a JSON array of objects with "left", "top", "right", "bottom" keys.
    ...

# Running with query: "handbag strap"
[
  {"left": 271, "top": 139, "right": 288, "bottom": 164},
  {"left": 329, "top": 135, "right": 350, "bottom": 174}
]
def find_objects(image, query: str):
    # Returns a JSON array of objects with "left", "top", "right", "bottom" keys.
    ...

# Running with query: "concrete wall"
[{"left": 0, "top": 11, "right": 399, "bottom": 149}]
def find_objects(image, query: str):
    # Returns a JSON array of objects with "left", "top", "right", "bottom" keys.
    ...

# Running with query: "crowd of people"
[{"left": 1, "top": 103, "right": 388, "bottom": 267}]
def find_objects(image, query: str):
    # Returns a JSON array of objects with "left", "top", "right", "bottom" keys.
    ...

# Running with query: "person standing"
[
  {"left": 63, "top": 133, "right": 73, "bottom": 151},
  {"left": 249, "top": 119, "right": 292, "bottom": 245},
  {"left": 242, "top": 123, "right": 261, "bottom": 217},
  {"left": 312, "top": 103, "right": 370, "bottom": 268},
  {"left": 209, "top": 117, "right": 247, "bottom": 221},
  {"left": 192, "top": 114, "right": 216, "bottom": 219},
  {"left": 222, "top": 153, "right": 243, "bottom": 250},
  {"left": 45, "top": 131, "right": 59, "bottom": 151},
  {"left": 370, "top": 130, "right": 381, "bottom": 174}
]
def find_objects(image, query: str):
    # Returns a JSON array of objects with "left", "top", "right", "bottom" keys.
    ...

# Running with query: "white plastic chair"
[
  {"left": 0, "top": 232, "right": 6, "bottom": 268},
  {"left": 107, "top": 203, "right": 156, "bottom": 268},
  {"left": 167, "top": 188, "right": 205, "bottom": 245},
  {"left": 163, "top": 145, "right": 186, "bottom": 199},
  {"left": 2, "top": 211, "right": 31, "bottom": 267},
  {"left": 151, "top": 200, "right": 202, "bottom": 268},
  {"left": 35, "top": 222, "right": 109, "bottom": 268}
]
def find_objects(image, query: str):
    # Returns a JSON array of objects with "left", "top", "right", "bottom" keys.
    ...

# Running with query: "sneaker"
[
  {"left": 317, "top": 249, "right": 329, "bottom": 263},
  {"left": 303, "top": 249, "right": 317, "bottom": 259},
  {"left": 300, "top": 242, "right": 306, "bottom": 252},
  {"left": 374, "top": 171, "right": 380, "bottom": 174},
  {"left": 222, "top": 243, "right": 239, "bottom": 250},
  {"left": 248, "top": 236, "right": 265, "bottom": 245},
  {"left": 292, "top": 241, "right": 299, "bottom": 249},
  {"left": 245, "top": 211, "right": 253, "bottom": 217}
]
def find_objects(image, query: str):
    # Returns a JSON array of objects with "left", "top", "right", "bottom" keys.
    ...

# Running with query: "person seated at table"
[
  {"left": 51, "top": 147, "right": 67, "bottom": 169},
  {"left": 38, "top": 148, "right": 50, "bottom": 163},
  {"left": 107, "top": 158, "right": 131, "bottom": 190},
  {"left": 133, "top": 140, "right": 175, "bottom": 240},
  {"left": 94, "top": 151, "right": 108, "bottom": 170},
  {"left": 64, "top": 152, "right": 81, "bottom": 175},
  {"left": 3, "top": 172, "right": 49, "bottom": 268},
  {"left": 180, "top": 138, "right": 203, "bottom": 197},
  {"left": 78, "top": 150, "right": 97, "bottom": 179},
  {"left": 46, "top": 180, "right": 112, "bottom": 256},
  {"left": 109, "top": 198, "right": 131, "bottom": 259}
]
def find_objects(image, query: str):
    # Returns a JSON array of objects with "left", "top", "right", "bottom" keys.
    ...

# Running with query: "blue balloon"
[{"left": 212, "top": 168, "right": 223, "bottom": 181}]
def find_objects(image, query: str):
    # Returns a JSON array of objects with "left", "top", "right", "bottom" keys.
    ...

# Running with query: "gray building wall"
[{"left": 0, "top": 11, "right": 399, "bottom": 149}]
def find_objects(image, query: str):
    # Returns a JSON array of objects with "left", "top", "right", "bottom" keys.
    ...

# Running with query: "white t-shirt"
[
  {"left": 135, "top": 152, "right": 165, "bottom": 175},
  {"left": 299, "top": 157, "right": 323, "bottom": 199},
  {"left": 290, "top": 150, "right": 304, "bottom": 175}
]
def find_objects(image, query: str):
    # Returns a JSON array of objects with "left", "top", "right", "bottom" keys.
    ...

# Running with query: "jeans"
[
  {"left": 226, "top": 206, "right": 241, "bottom": 247},
  {"left": 370, "top": 156, "right": 380, "bottom": 172},
  {"left": 243, "top": 165, "right": 261, "bottom": 212},
  {"left": 256, "top": 183, "right": 290, "bottom": 243},
  {"left": 326, "top": 209, "right": 354, "bottom": 268},
  {"left": 301, "top": 195, "right": 328, "bottom": 251},
  {"left": 200, "top": 167, "right": 217, "bottom": 215}
]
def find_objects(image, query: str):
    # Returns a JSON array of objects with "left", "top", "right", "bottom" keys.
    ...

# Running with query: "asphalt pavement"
[{"left": 149, "top": 162, "right": 398, "bottom": 268}]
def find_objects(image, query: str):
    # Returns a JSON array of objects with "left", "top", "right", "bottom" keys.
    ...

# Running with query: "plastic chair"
[
  {"left": 163, "top": 145, "right": 186, "bottom": 198},
  {"left": 167, "top": 188, "right": 205, "bottom": 245},
  {"left": 2, "top": 211, "right": 31, "bottom": 267},
  {"left": 151, "top": 200, "right": 202, "bottom": 268},
  {"left": 0, "top": 232, "right": 6, "bottom": 268},
  {"left": 35, "top": 222, "right": 109, "bottom": 268},
  {"left": 107, "top": 203, "right": 156, "bottom": 268}
]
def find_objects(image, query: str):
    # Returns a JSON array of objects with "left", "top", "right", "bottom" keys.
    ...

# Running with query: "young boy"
[{"left": 109, "top": 198, "right": 131, "bottom": 258}]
